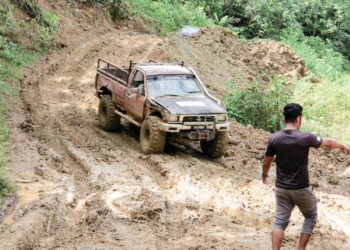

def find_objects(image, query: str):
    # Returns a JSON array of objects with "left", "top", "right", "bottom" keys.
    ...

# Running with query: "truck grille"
[{"left": 183, "top": 116, "right": 215, "bottom": 122}]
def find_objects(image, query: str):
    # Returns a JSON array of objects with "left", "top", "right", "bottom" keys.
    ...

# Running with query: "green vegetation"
[
  {"left": 226, "top": 78, "right": 290, "bottom": 132},
  {"left": 209, "top": 0, "right": 350, "bottom": 61},
  {"left": 74, "top": 0, "right": 129, "bottom": 21},
  {"left": 120, "top": 1, "right": 349, "bottom": 141},
  {"left": 0, "top": 0, "right": 57, "bottom": 197},
  {"left": 0, "top": 77, "right": 15, "bottom": 196},
  {"left": 203, "top": 0, "right": 350, "bottom": 141},
  {"left": 292, "top": 75, "right": 350, "bottom": 142},
  {"left": 280, "top": 28, "right": 350, "bottom": 142},
  {"left": 280, "top": 28, "right": 350, "bottom": 80},
  {"left": 127, "top": 0, "right": 215, "bottom": 34}
]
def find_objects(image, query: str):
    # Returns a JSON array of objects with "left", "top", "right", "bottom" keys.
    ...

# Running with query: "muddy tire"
[
  {"left": 140, "top": 116, "right": 166, "bottom": 154},
  {"left": 200, "top": 131, "right": 228, "bottom": 158},
  {"left": 98, "top": 95, "right": 121, "bottom": 131}
]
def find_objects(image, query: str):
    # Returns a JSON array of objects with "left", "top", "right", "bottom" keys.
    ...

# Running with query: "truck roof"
[{"left": 137, "top": 64, "right": 194, "bottom": 76}]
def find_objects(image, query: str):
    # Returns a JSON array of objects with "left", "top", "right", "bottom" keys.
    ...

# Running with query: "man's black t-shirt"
[{"left": 265, "top": 129, "right": 322, "bottom": 190}]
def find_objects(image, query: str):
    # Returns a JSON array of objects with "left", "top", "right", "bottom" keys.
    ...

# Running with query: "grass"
[
  {"left": 280, "top": 28, "right": 350, "bottom": 80},
  {"left": 0, "top": 78, "right": 15, "bottom": 196},
  {"left": 292, "top": 76, "right": 350, "bottom": 143},
  {"left": 0, "top": 44, "right": 42, "bottom": 198},
  {"left": 0, "top": 0, "right": 57, "bottom": 198},
  {"left": 279, "top": 29, "right": 350, "bottom": 143},
  {"left": 127, "top": 0, "right": 215, "bottom": 35}
]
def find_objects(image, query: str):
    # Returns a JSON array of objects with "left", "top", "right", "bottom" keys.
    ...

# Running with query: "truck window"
[
  {"left": 131, "top": 70, "right": 145, "bottom": 96},
  {"left": 147, "top": 75, "right": 203, "bottom": 98}
]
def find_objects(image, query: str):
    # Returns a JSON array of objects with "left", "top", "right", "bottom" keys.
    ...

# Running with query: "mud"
[{"left": 1, "top": 2, "right": 350, "bottom": 250}]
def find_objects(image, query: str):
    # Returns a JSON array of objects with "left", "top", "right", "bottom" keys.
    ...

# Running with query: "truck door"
[{"left": 124, "top": 70, "right": 146, "bottom": 121}]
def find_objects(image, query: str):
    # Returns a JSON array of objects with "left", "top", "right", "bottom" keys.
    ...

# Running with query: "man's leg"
[
  {"left": 292, "top": 186, "right": 317, "bottom": 250},
  {"left": 298, "top": 233, "right": 311, "bottom": 250},
  {"left": 272, "top": 229, "right": 284, "bottom": 250},
  {"left": 273, "top": 187, "right": 294, "bottom": 250}
]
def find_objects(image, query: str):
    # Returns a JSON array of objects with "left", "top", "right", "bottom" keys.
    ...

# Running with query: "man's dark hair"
[{"left": 283, "top": 103, "right": 303, "bottom": 122}]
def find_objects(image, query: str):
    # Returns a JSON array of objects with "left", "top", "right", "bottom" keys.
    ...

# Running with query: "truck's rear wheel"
[
  {"left": 200, "top": 131, "right": 228, "bottom": 158},
  {"left": 140, "top": 116, "right": 165, "bottom": 154},
  {"left": 98, "top": 95, "right": 121, "bottom": 131}
]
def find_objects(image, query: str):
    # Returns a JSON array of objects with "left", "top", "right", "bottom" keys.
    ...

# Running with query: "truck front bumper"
[{"left": 158, "top": 121, "right": 230, "bottom": 133}]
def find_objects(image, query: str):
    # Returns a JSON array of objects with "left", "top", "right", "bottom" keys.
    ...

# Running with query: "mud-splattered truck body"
[{"left": 95, "top": 59, "right": 230, "bottom": 157}]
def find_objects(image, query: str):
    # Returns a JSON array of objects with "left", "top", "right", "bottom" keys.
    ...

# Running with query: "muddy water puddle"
[{"left": 3, "top": 181, "right": 58, "bottom": 225}]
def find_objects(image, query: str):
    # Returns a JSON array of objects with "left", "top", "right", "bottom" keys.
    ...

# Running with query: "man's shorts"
[{"left": 274, "top": 186, "right": 317, "bottom": 234}]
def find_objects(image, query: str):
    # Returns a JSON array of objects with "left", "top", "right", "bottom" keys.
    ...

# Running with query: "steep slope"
[{"left": 0, "top": 3, "right": 349, "bottom": 250}]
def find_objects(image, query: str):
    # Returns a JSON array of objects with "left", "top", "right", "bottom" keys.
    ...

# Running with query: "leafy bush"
[
  {"left": 109, "top": 0, "right": 129, "bottom": 21},
  {"left": 225, "top": 78, "right": 290, "bottom": 132},
  {"left": 42, "top": 10, "right": 59, "bottom": 31},
  {"left": 220, "top": 0, "right": 350, "bottom": 60},
  {"left": 1, "top": 1, "right": 57, "bottom": 52},
  {"left": 17, "top": 0, "right": 58, "bottom": 30},
  {"left": 70, "top": 0, "right": 128, "bottom": 21},
  {"left": 127, "top": 0, "right": 215, "bottom": 34}
]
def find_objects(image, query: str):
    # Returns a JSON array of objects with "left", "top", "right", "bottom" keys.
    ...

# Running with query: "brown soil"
[
  {"left": 1, "top": 2, "right": 350, "bottom": 250},
  {"left": 149, "top": 27, "right": 308, "bottom": 99}
]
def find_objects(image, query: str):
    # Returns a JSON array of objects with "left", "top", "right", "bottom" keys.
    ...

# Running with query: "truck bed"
[{"left": 97, "top": 59, "right": 129, "bottom": 85}]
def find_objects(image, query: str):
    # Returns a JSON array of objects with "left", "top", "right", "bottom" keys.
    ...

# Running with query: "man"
[{"left": 261, "top": 103, "right": 350, "bottom": 250}]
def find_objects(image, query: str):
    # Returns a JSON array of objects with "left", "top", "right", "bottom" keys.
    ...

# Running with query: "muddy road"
[{"left": 1, "top": 14, "right": 350, "bottom": 250}]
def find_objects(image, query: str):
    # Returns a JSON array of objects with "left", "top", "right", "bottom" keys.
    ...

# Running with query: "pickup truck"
[{"left": 95, "top": 59, "right": 230, "bottom": 158}]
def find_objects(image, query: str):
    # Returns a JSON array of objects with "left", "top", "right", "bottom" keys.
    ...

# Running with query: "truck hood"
[{"left": 152, "top": 96, "right": 226, "bottom": 115}]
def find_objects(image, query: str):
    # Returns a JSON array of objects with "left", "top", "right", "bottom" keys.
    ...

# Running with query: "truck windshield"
[{"left": 147, "top": 75, "right": 203, "bottom": 98}]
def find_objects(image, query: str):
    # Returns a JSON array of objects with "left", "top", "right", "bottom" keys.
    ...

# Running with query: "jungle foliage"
[
  {"left": 226, "top": 78, "right": 290, "bottom": 132},
  {"left": 201, "top": 0, "right": 350, "bottom": 61}
]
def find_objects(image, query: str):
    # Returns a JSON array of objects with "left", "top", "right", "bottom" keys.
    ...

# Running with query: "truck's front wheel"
[
  {"left": 140, "top": 116, "right": 166, "bottom": 154},
  {"left": 200, "top": 131, "right": 228, "bottom": 158},
  {"left": 98, "top": 95, "right": 121, "bottom": 131}
]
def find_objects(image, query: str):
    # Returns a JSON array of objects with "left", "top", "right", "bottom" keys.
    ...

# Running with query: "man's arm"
[
  {"left": 261, "top": 156, "right": 274, "bottom": 184},
  {"left": 320, "top": 138, "right": 350, "bottom": 154}
]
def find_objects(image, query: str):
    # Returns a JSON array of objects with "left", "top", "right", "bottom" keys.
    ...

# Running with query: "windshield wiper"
[
  {"left": 158, "top": 94, "right": 181, "bottom": 97},
  {"left": 187, "top": 91, "right": 202, "bottom": 94}
]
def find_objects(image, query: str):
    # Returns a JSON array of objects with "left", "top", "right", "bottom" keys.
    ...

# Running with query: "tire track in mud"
[
  {"left": 1, "top": 26, "right": 203, "bottom": 249},
  {"left": 2, "top": 21, "right": 350, "bottom": 249},
  {"left": 7, "top": 25, "right": 269, "bottom": 248}
]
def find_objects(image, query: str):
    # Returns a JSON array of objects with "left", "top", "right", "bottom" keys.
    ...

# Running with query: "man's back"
[
  {"left": 262, "top": 103, "right": 350, "bottom": 250},
  {"left": 266, "top": 130, "right": 322, "bottom": 189}
]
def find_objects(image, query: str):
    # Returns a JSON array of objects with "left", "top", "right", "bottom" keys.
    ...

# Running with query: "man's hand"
[
  {"left": 341, "top": 145, "right": 350, "bottom": 155},
  {"left": 262, "top": 156, "right": 273, "bottom": 185},
  {"left": 321, "top": 138, "right": 350, "bottom": 155}
]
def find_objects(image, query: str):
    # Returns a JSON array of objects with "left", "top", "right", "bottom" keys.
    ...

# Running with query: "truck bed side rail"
[{"left": 97, "top": 58, "right": 129, "bottom": 86}]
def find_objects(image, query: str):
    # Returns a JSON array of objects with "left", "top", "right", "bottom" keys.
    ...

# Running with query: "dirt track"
[{"left": 1, "top": 6, "right": 350, "bottom": 250}]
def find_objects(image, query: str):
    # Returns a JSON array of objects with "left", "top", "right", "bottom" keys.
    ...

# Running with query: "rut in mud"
[{"left": 1, "top": 5, "right": 350, "bottom": 250}]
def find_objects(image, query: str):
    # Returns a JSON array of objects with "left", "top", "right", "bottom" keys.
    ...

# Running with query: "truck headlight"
[
  {"left": 216, "top": 114, "right": 227, "bottom": 122},
  {"left": 168, "top": 114, "right": 179, "bottom": 122}
]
